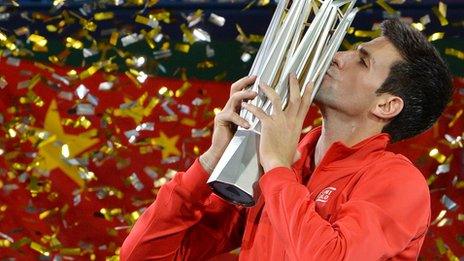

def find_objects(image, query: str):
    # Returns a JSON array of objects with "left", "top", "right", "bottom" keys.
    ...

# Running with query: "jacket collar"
[{"left": 293, "top": 126, "right": 391, "bottom": 171}]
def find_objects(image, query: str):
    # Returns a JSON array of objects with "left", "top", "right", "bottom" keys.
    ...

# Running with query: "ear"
[{"left": 371, "top": 94, "right": 404, "bottom": 121}]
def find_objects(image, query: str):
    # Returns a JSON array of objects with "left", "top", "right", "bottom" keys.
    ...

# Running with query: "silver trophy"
[{"left": 207, "top": 0, "right": 359, "bottom": 206}]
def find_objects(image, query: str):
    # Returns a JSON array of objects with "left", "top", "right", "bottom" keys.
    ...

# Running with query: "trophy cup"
[{"left": 207, "top": 0, "right": 359, "bottom": 206}]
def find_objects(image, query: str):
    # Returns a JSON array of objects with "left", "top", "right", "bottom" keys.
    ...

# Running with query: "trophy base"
[{"left": 209, "top": 181, "right": 255, "bottom": 207}]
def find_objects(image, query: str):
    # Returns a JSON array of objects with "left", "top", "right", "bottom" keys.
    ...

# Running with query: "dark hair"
[{"left": 376, "top": 19, "right": 453, "bottom": 143}]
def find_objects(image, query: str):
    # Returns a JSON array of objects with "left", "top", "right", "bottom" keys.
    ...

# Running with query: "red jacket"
[{"left": 120, "top": 127, "right": 431, "bottom": 260}]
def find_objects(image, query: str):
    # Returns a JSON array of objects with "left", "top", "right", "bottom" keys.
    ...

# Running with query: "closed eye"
[{"left": 359, "top": 58, "right": 367, "bottom": 67}]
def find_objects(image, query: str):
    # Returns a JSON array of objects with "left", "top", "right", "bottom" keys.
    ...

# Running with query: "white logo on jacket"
[{"left": 315, "top": 187, "right": 337, "bottom": 203}]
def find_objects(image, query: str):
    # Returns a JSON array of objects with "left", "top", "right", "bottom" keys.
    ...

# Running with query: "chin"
[{"left": 313, "top": 90, "right": 324, "bottom": 106}]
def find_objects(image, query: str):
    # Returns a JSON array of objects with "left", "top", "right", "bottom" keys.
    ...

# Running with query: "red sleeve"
[
  {"left": 258, "top": 160, "right": 431, "bottom": 260},
  {"left": 120, "top": 158, "right": 246, "bottom": 260}
]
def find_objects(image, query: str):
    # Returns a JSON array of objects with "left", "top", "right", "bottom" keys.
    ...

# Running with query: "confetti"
[
  {"left": 135, "top": 15, "right": 159, "bottom": 28},
  {"left": 28, "top": 34, "right": 47, "bottom": 47},
  {"left": 94, "top": 12, "right": 114, "bottom": 21},
  {"left": 128, "top": 173, "right": 144, "bottom": 191},
  {"left": 0, "top": 76, "right": 8, "bottom": 89},
  {"left": 375, "top": 0, "right": 396, "bottom": 15},
  {"left": 0, "top": 2, "right": 460, "bottom": 260},
  {"left": 432, "top": 2, "right": 449, "bottom": 26},
  {"left": 209, "top": 13, "right": 226, "bottom": 27},
  {"left": 428, "top": 32, "right": 445, "bottom": 42},
  {"left": 153, "top": 49, "right": 172, "bottom": 59},
  {"left": 440, "top": 195, "right": 458, "bottom": 211},
  {"left": 429, "top": 148, "right": 447, "bottom": 163},
  {"left": 445, "top": 48, "right": 464, "bottom": 60},
  {"left": 121, "top": 33, "right": 142, "bottom": 47},
  {"left": 76, "top": 104, "right": 95, "bottom": 115},
  {"left": 98, "top": 81, "right": 114, "bottom": 91},
  {"left": 75, "top": 84, "right": 89, "bottom": 99}
]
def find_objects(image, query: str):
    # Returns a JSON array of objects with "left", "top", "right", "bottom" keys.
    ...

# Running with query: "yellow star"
[
  {"left": 113, "top": 92, "right": 159, "bottom": 124},
  {"left": 32, "top": 100, "right": 100, "bottom": 187},
  {"left": 152, "top": 131, "right": 181, "bottom": 159}
]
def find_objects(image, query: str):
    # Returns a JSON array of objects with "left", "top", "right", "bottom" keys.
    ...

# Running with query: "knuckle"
[
  {"left": 224, "top": 111, "right": 233, "bottom": 118},
  {"left": 231, "top": 91, "right": 241, "bottom": 100}
]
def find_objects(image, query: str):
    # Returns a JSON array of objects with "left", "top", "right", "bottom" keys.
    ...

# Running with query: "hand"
[
  {"left": 242, "top": 74, "right": 314, "bottom": 172},
  {"left": 200, "top": 75, "right": 258, "bottom": 174}
]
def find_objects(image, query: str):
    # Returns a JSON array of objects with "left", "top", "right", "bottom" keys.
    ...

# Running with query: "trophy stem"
[{"left": 207, "top": 130, "right": 261, "bottom": 207}]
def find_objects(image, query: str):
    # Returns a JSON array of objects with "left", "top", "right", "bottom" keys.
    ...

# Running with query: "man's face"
[{"left": 314, "top": 36, "right": 403, "bottom": 117}]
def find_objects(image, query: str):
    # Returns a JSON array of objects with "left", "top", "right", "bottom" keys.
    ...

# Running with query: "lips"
[
  {"left": 325, "top": 66, "right": 336, "bottom": 79},
  {"left": 325, "top": 70, "right": 333, "bottom": 78}
]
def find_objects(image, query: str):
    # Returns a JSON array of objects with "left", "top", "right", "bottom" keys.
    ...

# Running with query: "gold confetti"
[
  {"left": 249, "top": 34, "right": 264, "bottom": 43},
  {"left": 445, "top": 48, "right": 464, "bottom": 60},
  {"left": 354, "top": 29, "right": 381, "bottom": 39},
  {"left": 175, "top": 82, "right": 191, "bottom": 97},
  {"left": 153, "top": 10, "right": 170, "bottom": 23},
  {"left": 79, "top": 64, "right": 101, "bottom": 80},
  {"left": 34, "top": 62, "right": 55, "bottom": 73},
  {"left": 124, "top": 71, "right": 140, "bottom": 87},
  {"left": 28, "top": 34, "right": 47, "bottom": 47},
  {"left": 448, "top": 109, "right": 463, "bottom": 128},
  {"left": 175, "top": 43, "right": 190, "bottom": 53},
  {"left": 427, "top": 174, "right": 438, "bottom": 185},
  {"left": 180, "top": 24, "right": 195, "bottom": 44},
  {"left": 180, "top": 118, "right": 196, "bottom": 126},
  {"left": 100, "top": 208, "right": 122, "bottom": 221},
  {"left": 429, "top": 148, "right": 447, "bottom": 163},
  {"left": 428, "top": 32, "right": 445, "bottom": 42},
  {"left": 197, "top": 60, "right": 215, "bottom": 69},
  {"left": 411, "top": 23, "right": 425, "bottom": 31},
  {"left": 80, "top": 18, "right": 97, "bottom": 32},
  {"left": 65, "top": 37, "right": 83, "bottom": 49},
  {"left": 432, "top": 2, "right": 449, "bottom": 26},
  {"left": 0, "top": 76, "right": 8, "bottom": 89},
  {"left": 375, "top": 0, "right": 396, "bottom": 15},
  {"left": 30, "top": 241, "right": 50, "bottom": 256},
  {"left": 60, "top": 248, "right": 82, "bottom": 255},
  {"left": 94, "top": 12, "right": 114, "bottom": 21},
  {"left": 135, "top": 15, "right": 159, "bottom": 28},
  {"left": 110, "top": 31, "right": 119, "bottom": 46},
  {"left": 46, "top": 24, "right": 58, "bottom": 32}
]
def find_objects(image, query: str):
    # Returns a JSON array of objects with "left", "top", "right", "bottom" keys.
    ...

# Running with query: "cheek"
[{"left": 354, "top": 72, "right": 384, "bottom": 96}]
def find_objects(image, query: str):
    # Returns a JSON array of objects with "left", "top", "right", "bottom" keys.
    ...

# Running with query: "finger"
[
  {"left": 227, "top": 90, "right": 258, "bottom": 109},
  {"left": 297, "top": 81, "right": 315, "bottom": 120},
  {"left": 242, "top": 102, "right": 269, "bottom": 121},
  {"left": 285, "top": 73, "right": 301, "bottom": 116},
  {"left": 229, "top": 113, "right": 251, "bottom": 129},
  {"left": 259, "top": 83, "right": 282, "bottom": 114},
  {"left": 230, "top": 75, "right": 257, "bottom": 96}
]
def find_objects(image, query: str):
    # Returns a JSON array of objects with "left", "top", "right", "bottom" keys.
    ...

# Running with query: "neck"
[{"left": 313, "top": 109, "right": 383, "bottom": 167}]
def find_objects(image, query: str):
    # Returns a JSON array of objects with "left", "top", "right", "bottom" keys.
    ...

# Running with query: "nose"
[{"left": 331, "top": 51, "right": 350, "bottom": 69}]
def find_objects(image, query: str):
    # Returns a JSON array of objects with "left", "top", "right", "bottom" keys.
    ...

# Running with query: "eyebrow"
[{"left": 358, "top": 45, "right": 375, "bottom": 67}]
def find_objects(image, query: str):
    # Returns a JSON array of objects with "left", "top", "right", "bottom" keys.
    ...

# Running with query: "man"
[{"left": 120, "top": 19, "right": 453, "bottom": 260}]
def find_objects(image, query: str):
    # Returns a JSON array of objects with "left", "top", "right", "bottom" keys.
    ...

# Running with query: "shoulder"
[
  {"left": 361, "top": 151, "right": 428, "bottom": 192},
  {"left": 353, "top": 152, "right": 431, "bottom": 223}
]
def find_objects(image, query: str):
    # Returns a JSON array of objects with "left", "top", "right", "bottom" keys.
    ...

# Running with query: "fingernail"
[{"left": 242, "top": 102, "right": 247, "bottom": 107}]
